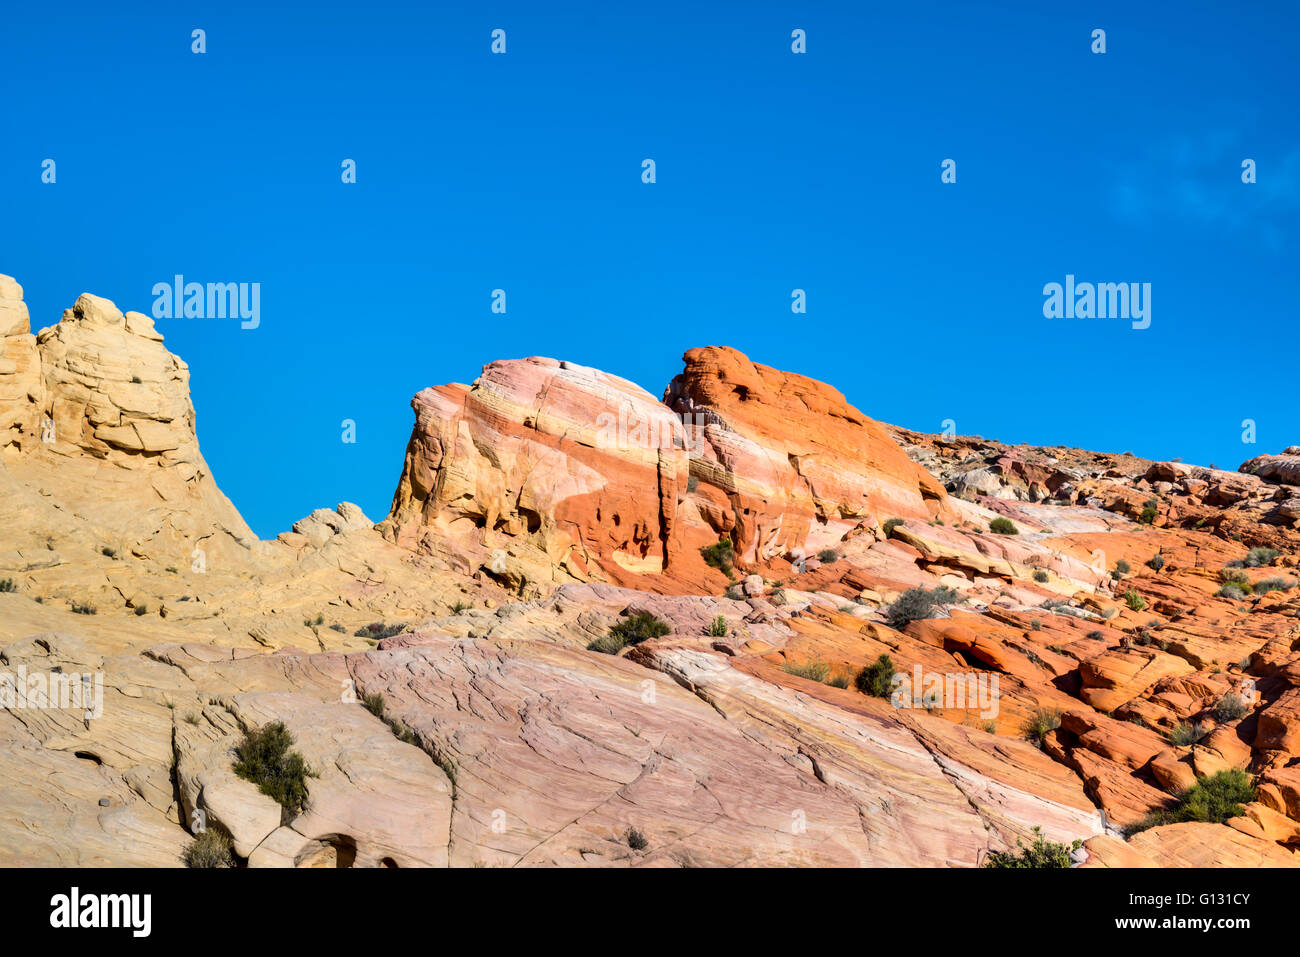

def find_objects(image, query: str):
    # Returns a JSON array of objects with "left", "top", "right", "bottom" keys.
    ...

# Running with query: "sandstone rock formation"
[{"left": 3, "top": 270, "right": 1300, "bottom": 869}]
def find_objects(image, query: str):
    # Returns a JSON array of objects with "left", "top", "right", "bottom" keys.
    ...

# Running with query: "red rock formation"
[
  {"left": 382, "top": 347, "right": 955, "bottom": 593},
  {"left": 665, "top": 347, "right": 952, "bottom": 565}
]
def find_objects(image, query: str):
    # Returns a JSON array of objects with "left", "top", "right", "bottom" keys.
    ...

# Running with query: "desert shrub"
[
  {"left": 0, "top": 578, "right": 15, "bottom": 593},
  {"left": 1220, "top": 567, "right": 1250, "bottom": 585},
  {"left": 1033, "top": 569, "right": 1049, "bottom": 583},
  {"left": 328, "top": 623, "right": 346, "bottom": 633},
  {"left": 1138, "top": 505, "right": 1157, "bottom": 524},
  {"left": 855, "top": 654, "right": 896, "bottom": 698},
  {"left": 354, "top": 622, "right": 405, "bottom": 640},
  {"left": 1086, "top": 630, "right": 1104, "bottom": 639},
  {"left": 700, "top": 538, "right": 735, "bottom": 575},
  {"left": 1147, "top": 554, "right": 1165, "bottom": 571},
  {"left": 1030, "top": 619, "right": 1042, "bottom": 631},
  {"left": 1114, "top": 559, "right": 1131, "bottom": 576},
  {"left": 588, "top": 612, "right": 671, "bottom": 654},
  {"left": 783, "top": 660, "right": 831, "bottom": 682},
  {"left": 133, "top": 604, "right": 148, "bottom": 616},
  {"left": 1255, "top": 576, "right": 1294, "bottom": 595},
  {"left": 885, "top": 586, "right": 960, "bottom": 628},
  {"left": 1168, "top": 722, "right": 1206, "bottom": 746},
  {"left": 1127, "top": 770, "right": 1255, "bottom": 835},
  {"left": 1217, "top": 584, "right": 1248, "bottom": 600},
  {"left": 101, "top": 546, "right": 117, "bottom": 558},
  {"left": 71, "top": 601, "right": 97, "bottom": 615},
  {"left": 982, "top": 826, "right": 1081, "bottom": 868},
  {"left": 817, "top": 549, "right": 839, "bottom": 563},
  {"left": 361, "top": 692, "right": 385, "bottom": 718},
  {"left": 988, "top": 517, "right": 1018, "bottom": 535},
  {"left": 232, "top": 721, "right": 312, "bottom": 823},
  {"left": 686, "top": 474, "right": 699, "bottom": 492},
  {"left": 182, "top": 826, "right": 235, "bottom": 868},
  {"left": 1023, "top": 708, "right": 1061, "bottom": 746},
  {"left": 827, "top": 671, "right": 851, "bottom": 689},
  {"left": 882, "top": 518, "right": 904, "bottom": 537},
  {"left": 1245, "top": 547, "right": 1280, "bottom": 568},
  {"left": 450, "top": 600, "right": 471, "bottom": 614},
  {"left": 708, "top": 615, "right": 728, "bottom": 637},
  {"left": 626, "top": 827, "right": 648, "bottom": 851},
  {"left": 303, "top": 613, "right": 324, "bottom": 626},
  {"left": 1213, "top": 692, "right": 1249, "bottom": 722},
  {"left": 1123, "top": 590, "right": 1147, "bottom": 611}
]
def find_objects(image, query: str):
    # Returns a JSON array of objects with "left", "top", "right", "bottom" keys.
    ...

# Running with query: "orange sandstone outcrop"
[
  {"left": 382, "top": 347, "right": 955, "bottom": 594},
  {"left": 665, "top": 346, "right": 952, "bottom": 563}
]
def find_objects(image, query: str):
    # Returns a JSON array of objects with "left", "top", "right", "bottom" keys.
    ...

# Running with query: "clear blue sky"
[{"left": 2, "top": 1, "right": 1296, "bottom": 537}]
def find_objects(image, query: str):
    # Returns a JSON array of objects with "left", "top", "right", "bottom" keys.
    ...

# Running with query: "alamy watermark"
[
  {"left": 1043, "top": 274, "right": 1150, "bottom": 330},
  {"left": 594, "top": 408, "right": 711, "bottom": 453},
  {"left": 151, "top": 275, "right": 260, "bottom": 329},
  {"left": 891, "top": 665, "right": 999, "bottom": 719},
  {"left": 0, "top": 666, "right": 104, "bottom": 720}
]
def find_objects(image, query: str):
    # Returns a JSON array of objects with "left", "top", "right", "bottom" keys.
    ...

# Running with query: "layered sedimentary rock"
[
  {"left": 0, "top": 277, "right": 258, "bottom": 569},
  {"left": 381, "top": 357, "right": 690, "bottom": 593},
  {"left": 664, "top": 346, "right": 953, "bottom": 563},
  {"left": 382, "top": 346, "right": 955, "bottom": 594},
  {"left": 5, "top": 270, "right": 1300, "bottom": 869}
]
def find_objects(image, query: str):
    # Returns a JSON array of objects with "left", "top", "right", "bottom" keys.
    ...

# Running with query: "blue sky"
[{"left": 2, "top": 1, "right": 1297, "bottom": 537}]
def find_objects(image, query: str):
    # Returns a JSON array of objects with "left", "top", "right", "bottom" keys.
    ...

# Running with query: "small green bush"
[
  {"left": 450, "top": 600, "right": 472, "bottom": 615},
  {"left": 303, "top": 613, "right": 324, "bottom": 626},
  {"left": 982, "top": 826, "right": 1081, "bottom": 868},
  {"left": 1147, "top": 554, "right": 1165, "bottom": 571},
  {"left": 1123, "top": 590, "right": 1147, "bottom": 611},
  {"left": 626, "top": 827, "right": 648, "bottom": 851},
  {"left": 1213, "top": 692, "right": 1249, "bottom": 722},
  {"left": 1127, "top": 770, "right": 1255, "bottom": 835},
  {"left": 882, "top": 518, "right": 904, "bottom": 537},
  {"left": 817, "top": 549, "right": 839, "bottom": 563},
  {"left": 182, "top": 826, "right": 235, "bottom": 868},
  {"left": 588, "top": 612, "right": 671, "bottom": 654},
  {"left": 783, "top": 660, "right": 831, "bottom": 682},
  {"left": 855, "top": 654, "right": 896, "bottom": 698},
  {"left": 1217, "top": 584, "right": 1248, "bottom": 600},
  {"left": 707, "top": 615, "right": 728, "bottom": 637},
  {"left": 1255, "top": 577, "right": 1294, "bottom": 595},
  {"left": 354, "top": 622, "right": 405, "bottom": 640},
  {"left": 232, "top": 721, "right": 312, "bottom": 823},
  {"left": 1220, "top": 567, "right": 1250, "bottom": 585},
  {"left": 700, "top": 538, "right": 735, "bottom": 575},
  {"left": 361, "top": 692, "right": 385, "bottom": 718},
  {"left": 0, "top": 578, "right": 15, "bottom": 593},
  {"left": 101, "top": 546, "right": 117, "bottom": 559},
  {"left": 988, "top": 517, "right": 1019, "bottom": 535},
  {"left": 1033, "top": 569, "right": 1049, "bottom": 583},
  {"left": 885, "top": 586, "right": 960, "bottom": 628},
  {"left": 1244, "top": 547, "right": 1280, "bottom": 568},
  {"left": 71, "top": 601, "right": 97, "bottom": 615},
  {"left": 1168, "top": 722, "right": 1206, "bottom": 746},
  {"left": 1023, "top": 708, "right": 1061, "bottom": 746}
]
